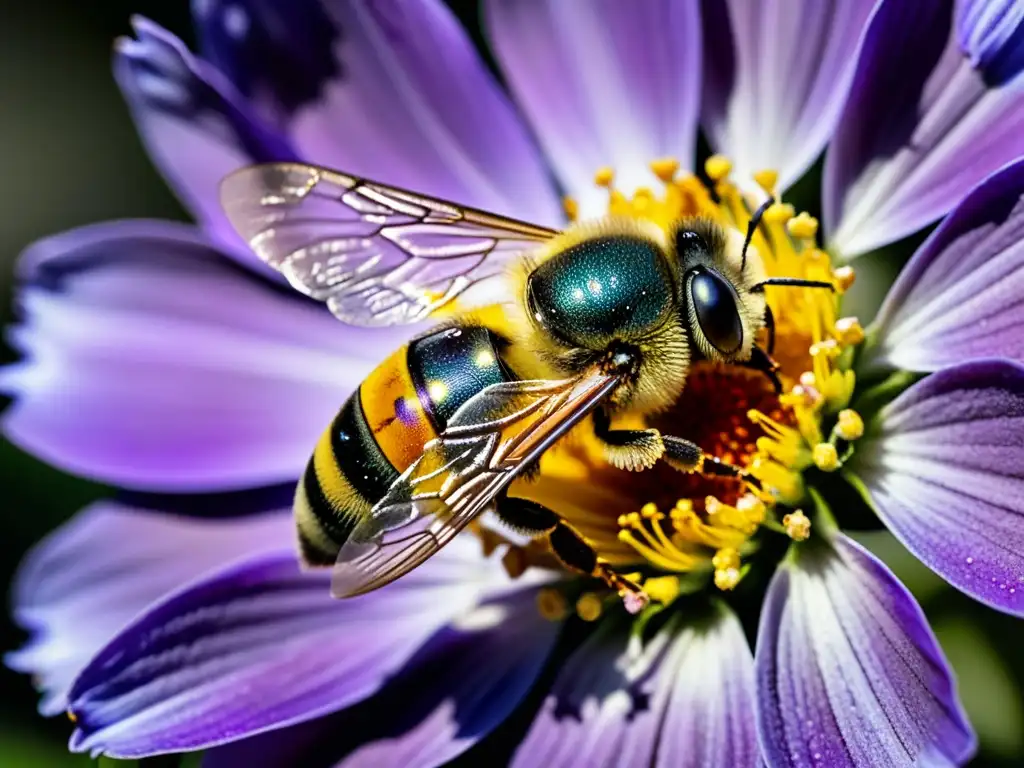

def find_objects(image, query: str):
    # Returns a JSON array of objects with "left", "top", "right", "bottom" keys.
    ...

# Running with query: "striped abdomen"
[{"left": 295, "top": 325, "right": 514, "bottom": 566}]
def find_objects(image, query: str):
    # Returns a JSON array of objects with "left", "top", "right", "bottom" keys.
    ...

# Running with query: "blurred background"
[{"left": 0, "top": 2, "right": 1021, "bottom": 766}]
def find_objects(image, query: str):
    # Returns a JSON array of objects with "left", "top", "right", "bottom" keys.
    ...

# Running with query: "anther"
[
  {"left": 753, "top": 169, "right": 779, "bottom": 196},
  {"left": 783, "top": 510, "right": 812, "bottom": 541},
  {"left": 834, "top": 317, "right": 865, "bottom": 347},
  {"left": 576, "top": 592, "right": 604, "bottom": 622},
  {"left": 705, "top": 155, "right": 733, "bottom": 182},
  {"left": 764, "top": 202, "right": 795, "bottom": 224},
  {"left": 835, "top": 409, "right": 865, "bottom": 441},
  {"left": 712, "top": 547, "right": 741, "bottom": 571},
  {"left": 537, "top": 587, "right": 569, "bottom": 621},
  {"left": 736, "top": 493, "right": 766, "bottom": 524},
  {"left": 714, "top": 567, "right": 742, "bottom": 591},
  {"left": 833, "top": 266, "right": 856, "bottom": 292},
  {"left": 650, "top": 157, "right": 680, "bottom": 183},
  {"left": 812, "top": 442, "right": 840, "bottom": 471},
  {"left": 562, "top": 196, "right": 579, "bottom": 222},
  {"left": 787, "top": 212, "right": 819, "bottom": 240},
  {"left": 594, "top": 167, "right": 615, "bottom": 188},
  {"left": 642, "top": 575, "right": 681, "bottom": 604}
]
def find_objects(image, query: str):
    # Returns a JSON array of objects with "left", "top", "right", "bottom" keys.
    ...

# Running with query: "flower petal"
[
  {"left": 484, "top": 0, "right": 702, "bottom": 218},
  {"left": 756, "top": 534, "right": 976, "bottom": 767},
  {"left": 114, "top": 17, "right": 296, "bottom": 259},
  {"left": 825, "top": 0, "right": 1024, "bottom": 257},
  {"left": 853, "top": 360, "right": 1024, "bottom": 617},
  {"left": 67, "top": 534, "right": 512, "bottom": 758},
  {"left": 0, "top": 220, "right": 409, "bottom": 491},
  {"left": 513, "top": 606, "right": 758, "bottom": 768},
  {"left": 197, "top": 0, "right": 560, "bottom": 225},
  {"left": 700, "top": 0, "right": 877, "bottom": 191},
  {"left": 203, "top": 586, "right": 559, "bottom": 768},
  {"left": 6, "top": 502, "right": 291, "bottom": 716},
  {"left": 868, "top": 159, "right": 1024, "bottom": 371},
  {"left": 958, "top": 0, "right": 1024, "bottom": 87}
]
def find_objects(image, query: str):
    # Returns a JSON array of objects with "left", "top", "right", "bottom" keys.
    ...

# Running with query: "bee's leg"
[
  {"left": 592, "top": 407, "right": 665, "bottom": 471},
  {"left": 495, "top": 495, "right": 649, "bottom": 613},
  {"left": 660, "top": 435, "right": 763, "bottom": 491},
  {"left": 736, "top": 345, "right": 782, "bottom": 394}
]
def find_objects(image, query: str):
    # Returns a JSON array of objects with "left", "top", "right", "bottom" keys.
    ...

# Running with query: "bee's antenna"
[
  {"left": 741, "top": 197, "right": 775, "bottom": 273},
  {"left": 751, "top": 277, "right": 836, "bottom": 293}
]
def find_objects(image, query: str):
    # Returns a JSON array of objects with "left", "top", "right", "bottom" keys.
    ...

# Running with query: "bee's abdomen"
[{"left": 295, "top": 325, "right": 513, "bottom": 566}]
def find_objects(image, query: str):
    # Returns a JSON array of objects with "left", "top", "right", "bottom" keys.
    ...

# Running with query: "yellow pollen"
[
  {"left": 594, "top": 166, "right": 615, "bottom": 187},
  {"left": 67, "top": 710, "right": 77, "bottom": 723},
  {"left": 764, "top": 202, "right": 795, "bottom": 224},
  {"left": 714, "top": 567, "right": 742, "bottom": 591},
  {"left": 736, "top": 493, "right": 766, "bottom": 525},
  {"left": 650, "top": 157, "right": 680, "bottom": 183},
  {"left": 712, "top": 547, "right": 741, "bottom": 571},
  {"left": 812, "top": 442, "right": 840, "bottom": 471},
  {"left": 783, "top": 510, "right": 812, "bottom": 541},
  {"left": 799, "top": 371, "right": 817, "bottom": 389},
  {"left": 753, "top": 169, "right": 779, "bottom": 196},
  {"left": 833, "top": 266, "right": 856, "bottom": 293},
  {"left": 835, "top": 409, "right": 865, "bottom": 441},
  {"left": 576, "top": 592, "right": 604, "bottom": 622},
  {"left": 562, "top": 196, "right": 579, "bottom": 222},
  {"left": 787, "top": 212, "right": 819, "bottom": 240},
  {"left": 537, "top": 587, "right": 569, "bottom": 621},
  {"left": 834, "top": 317, "right": 865, "bottom": 347},
  {"left": 642, "top": 575, "right": 681, "bottom": 604},
  {"left": 705, "top": 154, "right": 733, "bottom": 182}
]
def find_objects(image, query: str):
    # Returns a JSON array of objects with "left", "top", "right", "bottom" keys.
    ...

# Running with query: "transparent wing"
[
  {"left": 220, "top": 162, "right": 558, "bottom": 326},
  {"left": 331, "top": 370, "right": 621, "bottom": 597}
]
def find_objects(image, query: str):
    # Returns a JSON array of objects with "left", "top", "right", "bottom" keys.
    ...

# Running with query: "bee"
[{"left": 220, "top": 163, "right": 831, "bottom": 609}]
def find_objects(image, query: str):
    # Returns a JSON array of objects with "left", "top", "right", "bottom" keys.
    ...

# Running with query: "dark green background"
[{"left": 0, "top": 2, "right": 1021, "bottom": 766}]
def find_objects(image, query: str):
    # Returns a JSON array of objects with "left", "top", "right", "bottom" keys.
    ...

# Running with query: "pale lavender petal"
[
  {"left": 0, "top": 221, "right": 410, "bottom": 491},
  {"left": 825, "top": 0, "right": 1024, "bottom": 257},
  {"left": 756, "top": 534, "right": 976, "bottom": 767},
  {"left": 868, "top": 159, "right": 1024, "bottom": 371},
  {"left": 854, "top": 360, "right": 1024, "bottom": 617},
  {"left": 701, "top": 0, "right": 877, "bottom": 191},
  {"left": 513, "top": 606, "right": 758, "bottom": 768},
  {"left": 114, "top": 16, "right": 296, "bottom": 262},
  {"left": 67, "top": 534, "right": 513, "bottom": 758},
  {"left": 6, "top": 502, "right": 291, "bottom": 716},
  {"left": 214, "top": 0, "right": 560, "bottom": 226},
  {"left": 484, "top": 0, "right": 702, "bottom": 218}
]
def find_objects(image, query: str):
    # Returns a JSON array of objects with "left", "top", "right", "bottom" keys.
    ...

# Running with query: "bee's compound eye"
[{"left": 688, "top": 268, "right": 743, "bottom": 355}]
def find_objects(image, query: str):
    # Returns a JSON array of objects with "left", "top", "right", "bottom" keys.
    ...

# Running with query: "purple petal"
[
  {"left": 513, "top": 606, "right": 758, "bottom": 768},
  {"left": 958, "top": 0, "right": 1024, "bottom": 86},
  {"left": 484, "top": 0, "right": 702, "bottom": 218},
  {"left": 756, "top": 534, "right": 976, "bottom": 767},
  {"left": 114, "top": 17, "right": 296, "bottom": 262},
  {"left": 854, "top": 360, "right": 1024, "bottom": 617},
  {"left": 6, "top": 502, "right": 291, "bottom": 716},
  {"left": 203, "top": 588, "right": 559, "bottom": 768},
  {"left": 701, "top": 0, "right": 877, "bottom": 191},
  {"left": 0, "top": 220, "right": 410, "bottom": 491},
  {"left": 825, "top": 0, "right": 1024, "bottom": 257},
  {"left": 869, "top": 159, "right": 1024, "bottom": 371},
  {"left": 67, "top": 534, "right": 514, "bottom": 758},
  {"left": 207, "top": 0, "right": 560, "bottom": 226}
]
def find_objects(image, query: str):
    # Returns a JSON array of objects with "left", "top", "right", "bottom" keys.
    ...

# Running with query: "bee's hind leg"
[
  {"left": 592, "top": 407, "right": 666, "bottom": 471},
  {"left": 660, "top": 436, "right": 763, "bottom": 491},
  {"left": 494, "top": 494, "right": 649, "bottom": 613}
]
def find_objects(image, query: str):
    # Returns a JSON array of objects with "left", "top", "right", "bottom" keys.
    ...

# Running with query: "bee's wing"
[
  {"left": 220, "top": 162, "right": 558, "bottom": 326},
  {"left": 331, "top": 369, "right": 621, "bottom": 597}
]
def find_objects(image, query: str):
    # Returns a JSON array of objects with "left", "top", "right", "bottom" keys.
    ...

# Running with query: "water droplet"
[{"left": 966, "top": 557, "right": 974, "bottom": 564}]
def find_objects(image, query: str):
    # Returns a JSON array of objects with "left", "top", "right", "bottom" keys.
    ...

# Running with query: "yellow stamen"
[
  {"left": 783, "top": 510, "right": 812, "bottom": 541},
  {"left": 753, "top": 169, "right": 779, "bottom": 196},
  {"left": 786, "top": 212, "right": 819, "bottom": 240},
  {"left": 812, "top": 442, "right": 840, "bottom": 471},
  {"left": 563, "top": 196, "right": 579, "bottom": 222},
  {"left": 763, "top": 202, "right": 795, "bottom": 225},
  {"left": 594, "top": 166, "right": 615, "bottom": 187},
  {"left": 714, "top": 567, "right": 742, "bottom": 591},
  {"left": 642, "top": 575, "right": 681, "bottom": 604},
  {"left": 834, "top": 317, "right": 865, "bottom": 347},
  {"left": 537, "top": 587, "right": 569, "bottom": 621},
  {"left": 576, "top": 592, "right": 604, "bottom": 622},
  {"left": 705, "top": 155, "right": 733, "bottom": 183},
  {"left": 835, "top": 409, "right": 865, "bottom": 441},
  {"left": 712, "top": 547, "right": 741, "bottom": 571},
  {"left": 833, "top": 266, "right": 856, "bottom": 293},
  {"left": 650, "top": 157, "right": 680, "bottom": 183}
]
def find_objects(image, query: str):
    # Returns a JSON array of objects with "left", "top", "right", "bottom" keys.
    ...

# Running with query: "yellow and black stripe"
[{"left": 295, "top": 325, "right": 514, "bottom": 566}]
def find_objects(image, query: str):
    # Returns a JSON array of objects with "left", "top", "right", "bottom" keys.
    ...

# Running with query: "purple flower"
[{"left": 6, "top": 1, "right": 1024, "bottom": 764}]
